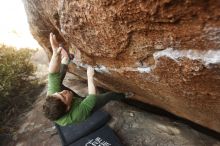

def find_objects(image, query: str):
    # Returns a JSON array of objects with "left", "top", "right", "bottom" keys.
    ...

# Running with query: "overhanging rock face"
[{"left": 22, "top": 0, "right": 220, "bottom": 132}]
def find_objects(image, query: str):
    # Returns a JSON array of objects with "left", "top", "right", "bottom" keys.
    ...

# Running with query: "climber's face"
[{"left": 54, "top": 90, "right": 73, "bottom": 111}]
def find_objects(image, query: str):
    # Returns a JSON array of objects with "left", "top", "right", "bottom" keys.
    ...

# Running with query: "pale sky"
[{"left": 0, "top": 0, "right": 40, "bottom": 49}]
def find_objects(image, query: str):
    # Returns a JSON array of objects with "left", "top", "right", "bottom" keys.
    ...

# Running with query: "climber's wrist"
[
  {"left": 61, "top": 57, "right": 70, "bottom": 65},
  {"left": 52, "top": 49, "right": 61, "bottom": 57}
]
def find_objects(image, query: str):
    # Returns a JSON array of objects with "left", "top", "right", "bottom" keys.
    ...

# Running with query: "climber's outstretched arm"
[
  {"left": 48, "top": 33, "right": 62, "bottom": 73},
  {"left": 87, "top": 66, "right": 96, "bottom": 95}
]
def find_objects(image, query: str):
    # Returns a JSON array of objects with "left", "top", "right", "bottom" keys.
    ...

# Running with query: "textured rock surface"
[{"left": 22, "top": 0, "right": 220, "bottom": 132}]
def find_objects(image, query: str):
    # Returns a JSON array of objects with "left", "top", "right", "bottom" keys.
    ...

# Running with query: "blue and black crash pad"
[
  {"left": 55, "top": 110, "right": 111, "bottom": 146},
  {"left": 70, "top": 125, "right": 123, "bottom": 146}
]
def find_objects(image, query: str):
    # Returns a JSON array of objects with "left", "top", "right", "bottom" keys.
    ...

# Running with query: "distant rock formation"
[{"left": 22, "top": 0, "right": 220, "bottom": 132}]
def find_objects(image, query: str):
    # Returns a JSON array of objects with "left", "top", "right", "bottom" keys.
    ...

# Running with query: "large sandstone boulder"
[{"left": 22, "top": 0, "right": 220, "bottom": 132}]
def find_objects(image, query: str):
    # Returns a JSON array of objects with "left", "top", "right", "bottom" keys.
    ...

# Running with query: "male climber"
[{"left": 42, "top": 33, "right": 127, "bottom": 126}]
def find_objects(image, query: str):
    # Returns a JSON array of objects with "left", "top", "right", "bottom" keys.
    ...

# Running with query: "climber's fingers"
[{"left": 50, "top": 33, "right": 59, "bottom": 53}]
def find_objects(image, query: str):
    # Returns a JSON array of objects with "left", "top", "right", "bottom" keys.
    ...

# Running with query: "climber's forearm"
[
  {"left": 48, "top": 53, "right": 61, "bottom": 73},
  {"left": 48, "top": 32, "right": 64, "bottom": 73},
  {"left": 88, "top": 76, "right": 96, "bottom": 95}
]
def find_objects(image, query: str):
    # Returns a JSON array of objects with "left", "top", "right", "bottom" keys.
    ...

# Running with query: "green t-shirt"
[
  {"left": 47, "top": 72, "right": 97, "bottom": 126},
  {"left": 47, "top": 73, "right": 62, "bottom": 95}
]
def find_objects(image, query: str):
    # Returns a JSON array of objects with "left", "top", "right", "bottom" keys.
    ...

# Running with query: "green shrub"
[
  {"left": 0, "top": 45, "right": 44, "bottom": 145},
  {"left": 0, "top": 44, "right": 37, "bottom": 118}
]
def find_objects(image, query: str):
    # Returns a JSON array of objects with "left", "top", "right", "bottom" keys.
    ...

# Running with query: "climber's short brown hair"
[{"left": 42, "top": 95, "right": 67, "bottom": 121}]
